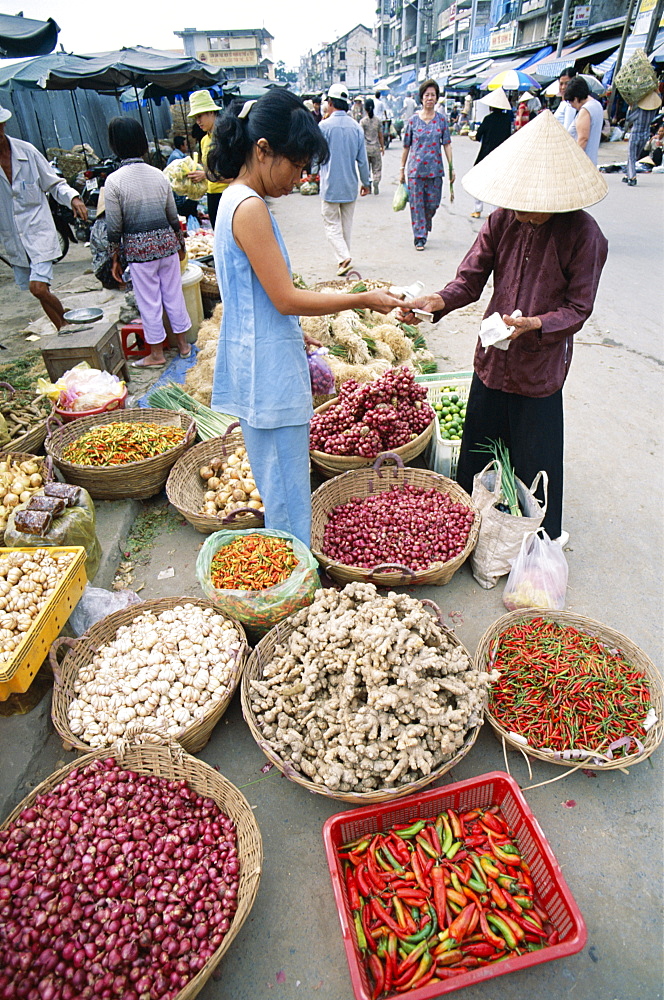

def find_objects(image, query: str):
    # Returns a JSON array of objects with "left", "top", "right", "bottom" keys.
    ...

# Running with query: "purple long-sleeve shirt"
[{"left": 436, "top": 208, "right": 608, "bottom": 397}]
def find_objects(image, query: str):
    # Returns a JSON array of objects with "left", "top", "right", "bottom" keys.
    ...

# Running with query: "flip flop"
[
  {"left": 337, "top": 259, "right": 352, "bottom": 276},
  {"left": 179, "top": 348, "right": 192, "bottom": 359},
  {"left": 132, "top": 358, "right": 167, "bottom": 369}
]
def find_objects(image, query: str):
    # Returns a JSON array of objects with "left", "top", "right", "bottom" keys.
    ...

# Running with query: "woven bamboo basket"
[
  {"left": 311, "top": 278, "right": 391, "bottom": 293},
  {"left": 0, "top": 741, "right": 262, "bottom": 1000},
  {"left": 241, "top": 602, "right": 483, "bottom": 804},
  {"left": 310, "top": 454, "right": 480, "bottom": 587},
  {"left": 50, "top": 596, "right": 248, "bottom": 754},
  {"left": 475, "top": 608, "right": 664, "bottom": 772},
  {"left": 311, "top": 399, "right": 435, "bottom": 479},
  {"left": 45, "top": 408, "right": 196, "bottom": 500},
  {"left": 166, "top": 423, "right": 264, "bottom": 533},
  {"left": 0, "top": 382, "right": 54, "bottom": 453}
]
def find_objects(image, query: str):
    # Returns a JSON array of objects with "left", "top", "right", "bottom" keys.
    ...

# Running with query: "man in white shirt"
[
  {"left": 0, "top": 106, "right": 87, "bottom": 330},
  {"left": 402, "top": 92, "right": 417, "bottom": 119},
  {"left": 319, "top": 84, "right": 371, "bottom": 275},
  {"left": 553, "top": 68, "right": 577, "bottom": 130},
  {"left": 373, "top": 90, "right": 388, "bottom": 121}
]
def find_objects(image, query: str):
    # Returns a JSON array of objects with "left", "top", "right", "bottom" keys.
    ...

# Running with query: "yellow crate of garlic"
[{"left": 0, "top": 546, "right": 87, "bottom": 699}]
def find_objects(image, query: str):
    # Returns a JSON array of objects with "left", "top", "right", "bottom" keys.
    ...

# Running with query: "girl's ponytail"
[{"left": 207, "top": 102, "right": 252, "bottom": 180}]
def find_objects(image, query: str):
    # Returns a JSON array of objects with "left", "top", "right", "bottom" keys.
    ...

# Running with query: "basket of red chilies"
[
  {"left": 323, "top": 771, "right": 586, "bottom": 1000},
  {"left": 310, "top": 452, "right": 480, "bottom": 587}
]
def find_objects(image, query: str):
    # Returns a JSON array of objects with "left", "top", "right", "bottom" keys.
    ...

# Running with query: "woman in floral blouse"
[{"left": 399, "top": 79, "right": 455, "bottom": 250}]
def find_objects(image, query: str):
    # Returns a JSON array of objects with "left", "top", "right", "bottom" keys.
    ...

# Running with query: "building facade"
[
  {"left": 174, "top": 27, "right": 275, "bottom": 81},
  {"left": 299, "top": 24, "right": 374, "bottom": 94},
  {"left": 374, "top": 0, "right": 638, "bottom": 84}
]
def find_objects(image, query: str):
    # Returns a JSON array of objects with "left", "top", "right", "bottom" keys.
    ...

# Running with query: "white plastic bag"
[
  {"left": 503, "top": 531, "right": 568, "bottom": 611},
  {"left": 37, "top": 363, "right": 125, "bottom": 412},
  {"left": 69, "top": 584, "right": 142, "bottom": 636}
]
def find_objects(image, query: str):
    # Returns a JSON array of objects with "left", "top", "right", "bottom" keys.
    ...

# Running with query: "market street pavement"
[{"left": 0, "top": 132, "right": 662, "bottom": 1000}]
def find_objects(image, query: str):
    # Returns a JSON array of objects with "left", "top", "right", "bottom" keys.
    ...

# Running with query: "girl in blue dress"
[{"left": 207, "top": 90, "right": 402, "bottom": 546}]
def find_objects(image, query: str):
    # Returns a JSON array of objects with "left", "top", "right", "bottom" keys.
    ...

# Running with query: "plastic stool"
[{"left": 120, "top": 323, "right": 150, "bottom": 360}]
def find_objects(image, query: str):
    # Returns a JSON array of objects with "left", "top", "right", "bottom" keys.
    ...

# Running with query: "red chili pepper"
[
  {"left": 447, "top": 903, "right": 476, "bottom": 944},
  {"left": 463, "top": 942, "right": 499, "bottom": 958},
  {"left": 447, "top": 809, "right": 463, "bottom": 840},
  {"left": 345, "top": 867, "right": 361, "bottom": 911},
  {"left": 368, "top": 953, "right": 385, "bottom": 1000},
  {"left": 430, "top": 865, "right": 447, "bottom": 929},
  {"left": 356, "top": 864, "right": 371, "bottom": 898},
  {"left": 480, "top": 909, "right": 507, "bottom": 950},
  {"left": 371, "top": 898, "right": 408, "bottom": 939}
]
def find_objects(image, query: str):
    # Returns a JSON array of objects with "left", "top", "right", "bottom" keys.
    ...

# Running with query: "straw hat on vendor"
[
  {"left": 461, "top": 108, "right": 608, "bottom": 213},
  {"left": 397, "top": 110, "right": 609, "bottom": 546},
  {"left": 636, "top": 89, "right": 662, "bottom": 111},
  {"left": 186, "top": 90, "right": 226, "bottom": 228}
]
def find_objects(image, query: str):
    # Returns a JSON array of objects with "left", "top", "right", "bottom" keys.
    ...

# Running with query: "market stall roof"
[
  {"left": 216, "top": 78, "right": 286, "bottom": 100},
  {"left": 39, "top": 46, "right": 224, "bottom": 94},
  {"left": 0, "top": 12, "right": 59, "bottom": 58},
  {"left": 569, "top": 35, "right": 622, "bottom": 63},
  {"left": 0, "top": 52, "right": 95, "bottom": 91}
]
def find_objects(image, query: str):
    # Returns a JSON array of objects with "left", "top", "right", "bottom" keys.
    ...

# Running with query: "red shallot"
[
  {"left": 0, "top": 758, "right": 239, "bottom": 1000},
  {"left": 322, "top": 483, "right": 475, "bottom": 570},
  {"left": 310, "top": 368, "right": 434, "bottom": 458}
]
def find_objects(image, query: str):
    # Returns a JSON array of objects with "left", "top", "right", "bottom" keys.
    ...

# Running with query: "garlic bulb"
[{"left": 67, "top": 604, "right": 243, "bottom": 746}]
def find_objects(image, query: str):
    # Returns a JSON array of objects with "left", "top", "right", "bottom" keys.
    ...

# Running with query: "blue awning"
[{"left": 517, "top": 45, "right": 553, "bottom": 70}]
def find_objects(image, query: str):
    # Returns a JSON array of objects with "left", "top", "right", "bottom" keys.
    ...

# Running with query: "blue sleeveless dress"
[
  {"left": 211, "top": 184, "right": 312, "bottom": 428},
  {"left": 211, "top": 184, "right": 313, "bottom": 545}
]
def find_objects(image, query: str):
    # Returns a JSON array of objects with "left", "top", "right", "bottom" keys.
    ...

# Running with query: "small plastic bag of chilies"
[
  {"left": 196, "top": 528, "right": 320, "bottom": 635},
  {"left": 163, "top": 155, "right": 207, "bottom": 200},
  {"left": 307, "top": 347, "right": 335, "bottom": 395},
  {"left": 392, "top": 182, "right": 409, "bottom": 212},
  {"left": 503, "top": 530, "right": 568, "bottom": 612},
  {"left": 5, "top": 486, "right": 102, "bottom": 581}
]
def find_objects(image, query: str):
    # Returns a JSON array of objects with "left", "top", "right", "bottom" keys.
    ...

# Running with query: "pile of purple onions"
[
  {"left": 0, "top": 757, "right": 240, "bottom": 1000},
  {"left": 310, "top": 368, "right": 434, "bottom": 458},
  {"left": 322, "top": 484, "right": 476, "bottom": 570}
]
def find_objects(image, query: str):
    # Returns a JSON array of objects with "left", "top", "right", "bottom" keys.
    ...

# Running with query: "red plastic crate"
[{"left": 322, "top": 771, "right": 586, "bottom": 1000}]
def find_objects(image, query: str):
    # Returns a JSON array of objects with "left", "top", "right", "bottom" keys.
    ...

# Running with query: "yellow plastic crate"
[
  {"left": 0, "top": 546, "right": 87, "bottom": 700},
  {"left": 415, "top": 371, "right": 473, "bottom": 479}
]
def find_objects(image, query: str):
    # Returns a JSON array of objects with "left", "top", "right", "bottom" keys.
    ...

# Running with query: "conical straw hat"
[
  {"left": 461, "top": 110, "right": 608, "bottom": 212},
  {"left": 480, "top": 88, "right": 511, "bottom": 111}
]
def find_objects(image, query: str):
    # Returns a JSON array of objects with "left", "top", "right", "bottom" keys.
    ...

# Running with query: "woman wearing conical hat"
[{"left": 398, "top": 111, "right": 609, "bottom": 546}]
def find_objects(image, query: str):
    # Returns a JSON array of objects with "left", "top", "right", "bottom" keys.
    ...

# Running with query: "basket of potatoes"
[
  {"left": 166, "top": 422, "right": 265, "bottom": 534},
  {"left": 0, "top": 454, "right": 53, "bottom": 541}
]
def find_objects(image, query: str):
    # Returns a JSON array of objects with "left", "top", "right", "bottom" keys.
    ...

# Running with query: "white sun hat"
[
  {"left": 479, "top": 88, "right": 511, "bottom": 111},
  {"left": 461, "top": 110, "right": 608, "bottom": 212},
  {"left": 0, "top": 105, "right": 12, "bottom": 123}
]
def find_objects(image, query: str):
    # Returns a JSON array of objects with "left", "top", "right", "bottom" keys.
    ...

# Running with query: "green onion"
[
  {"left": 148, "top": 383, "right": 235, "bottom": 441},
  {"left": 475, "top": 438, "right": 522, "bottom": 516}
]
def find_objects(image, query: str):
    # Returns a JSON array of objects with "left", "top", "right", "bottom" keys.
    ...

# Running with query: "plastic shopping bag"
[
  {"left": 69, "top": 584, "right": 142, "bottom": 636},
  {"left": 5, "top": 486, "right": 102, "bottom": 580},
  {"left": 307, "top": 348, "right": 335, "bottom": 395},
  {"left": 196, "top": 528, "right": 320, "bottom": 635},
  {"left": 503, "top": 531, "right": 568, "bottom": 612},
  {"left": 392, "top": 182, "right": 409, "bottom": 212}
]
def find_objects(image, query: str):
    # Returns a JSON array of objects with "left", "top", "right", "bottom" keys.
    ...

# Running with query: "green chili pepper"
[{"left": 395, "top": 820, "right": 426, "bottom": 839}]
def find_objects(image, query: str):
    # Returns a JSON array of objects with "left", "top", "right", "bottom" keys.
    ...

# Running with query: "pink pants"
[{"left": 129, "top": 254, "right": 190, "bottom": 345}]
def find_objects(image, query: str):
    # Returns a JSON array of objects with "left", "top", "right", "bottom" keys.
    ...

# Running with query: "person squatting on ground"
[
  {"left": 399, "top": 112, "right": 609, "bottom": 543},
  {"left": 206, "top": 89, "right": 401, "bottom": 546},
  {"left": 317, "top": 83, "right": 371, "bottom": 276},
  {"left": 0, "top": 104, "right": 88, "bottom": 330},
  {"left": 105, "top": 117, "right": 191, "bottom": 368},
  {"left": 360, "top": 98, "right": 384, "bottom": 195},
  {"left": 399, "top": 79, "right": 455, "bottom": 250}
]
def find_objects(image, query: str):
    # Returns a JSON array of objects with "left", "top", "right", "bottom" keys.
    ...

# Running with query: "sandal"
[
  {"left": 337, "top": 259, "right": 352, "bottom": 276},
  {"left": 132, "top": 357, "right": 166, "bottom": 369},
  {"left": 470, "top": 211, "right": 481, "bottom": 218},
  {"left": 179, "top": 348, "right": 192, "bottom": 359}
]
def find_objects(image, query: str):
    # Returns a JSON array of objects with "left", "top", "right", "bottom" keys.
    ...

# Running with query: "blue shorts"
[{"left": 12, "top": 260, "right": 54, "bottom": 290}]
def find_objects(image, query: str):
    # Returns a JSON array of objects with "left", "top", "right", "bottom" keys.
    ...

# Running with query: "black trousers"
[
  {"left": 207, "top": 192, "right": 222, "bottom": 230},
  {"left": 456, "top": 374, "right": 564, "bottom": 539}
]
